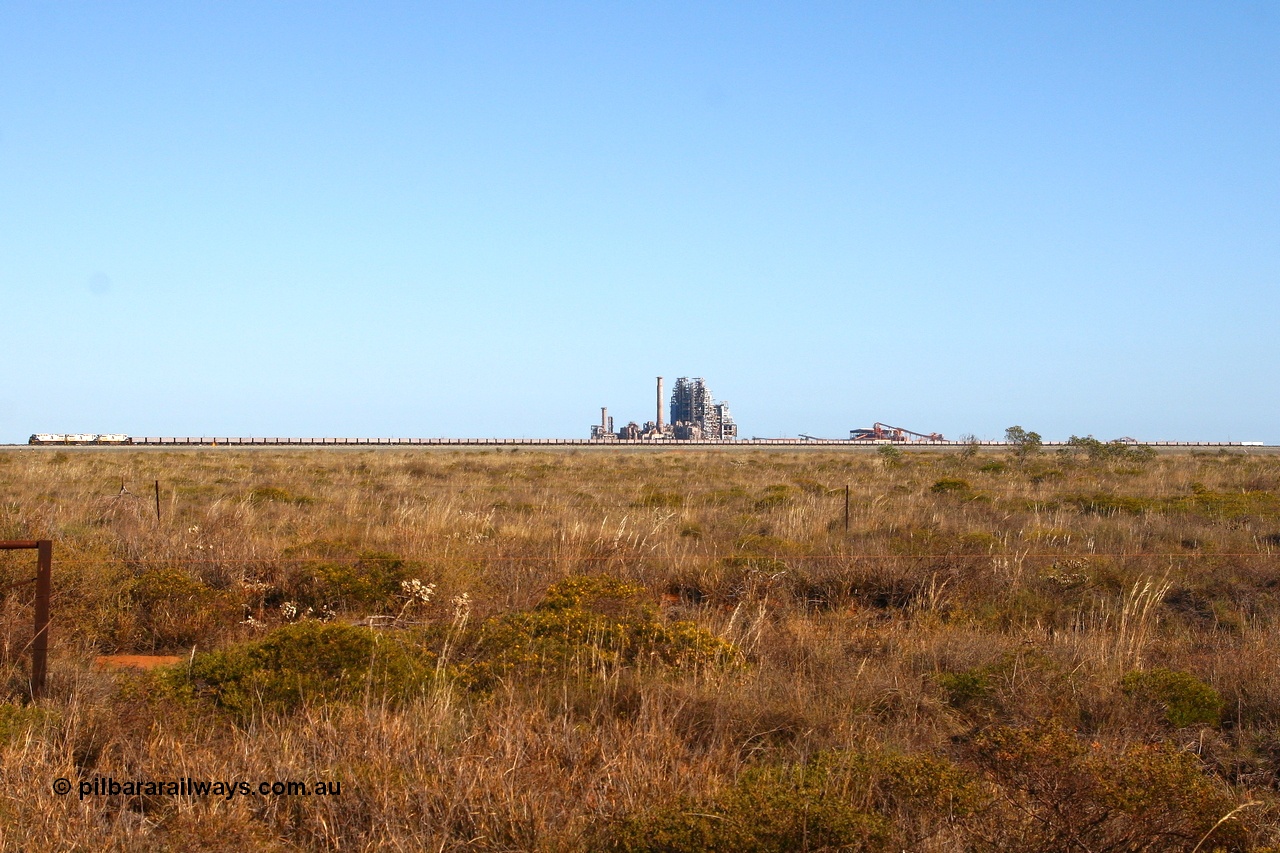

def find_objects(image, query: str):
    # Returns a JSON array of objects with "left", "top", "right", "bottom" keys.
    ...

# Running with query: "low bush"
[
  {"left": 291, "top": 551, "right": 413, "bottom": 612},
  {"left": 247, "top": 485, "right": 312, "bottom": 505},
  {"left": 936, "top": 669, "right": 993, "bottom": 712},
  {"left": 966, "top": 723, "right": 1248, "bottom": 851},
  {"left": 1067, "top": 435, "right": 1158, "bottom": 464},
  {"left": 1182, "top": 489, "right": 1280, "bottom": 523},
  {"left": 598, "top": 749, "right": 981, "bottom": 853},
  {"left": 124, "top": 568, "right": 239, "bottom": 651},
  {"left": 0, "top": 703, "right": 54, "bottom": 744},
  {"left": 752, "top": 484, "right": 792, "bottom": 511},
  {"left": 957, "top": 531, "right": 1000, "bottom": 552},
  {"left": 454, "top": 576, "right": 737, "bottom": 689},
  {"left": 876, "top": 445, "right": 903, "bottom": 465},
  {"left": 166, "top": 621, "right": 434, "bottom": 715},
  {"left": 1067, "top": 493, "right": 1156, "bottom": 516},
  {"left": 935, "top": 650, "right": 1075, "bottom": 725},
  {"left": 1066, "top": 489, "right": 1280, "bottom": 522},
  {"left": 930, "top": 478, "right": 971, "bottom": 495},
  {"left": 1122, "top": 667, "right": 1223, "bottom": 729},
  {"left": 635, "top": 491, "right": 683, "bottom": 508}
]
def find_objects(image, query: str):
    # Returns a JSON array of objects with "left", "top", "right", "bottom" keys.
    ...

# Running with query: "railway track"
[{"left": 21, "top": 436, "right": 1266, "bottom": 448}]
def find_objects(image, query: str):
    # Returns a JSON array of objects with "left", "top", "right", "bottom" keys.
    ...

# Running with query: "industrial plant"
[
  {"left": 849, "top": 423, "right": 945, "bottom": 442},
  {"left": 25, "top": 383, "right": 1264, "bottom": 449},
  {"left": 591, "top": 377, "right": 738, "bottom": 441}
]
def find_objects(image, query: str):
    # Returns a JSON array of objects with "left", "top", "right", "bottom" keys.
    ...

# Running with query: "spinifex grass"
[{"left": 0, "top": 446, "right": 1277, "bottom": 850}]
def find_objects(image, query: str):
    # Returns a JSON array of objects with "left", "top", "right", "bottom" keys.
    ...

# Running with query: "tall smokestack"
[
  {"left": 656, "top": 377, "right": 664, "bottom": 429},
  {"left": 601, "top": 407, "right": 608, "bottom": 431}
]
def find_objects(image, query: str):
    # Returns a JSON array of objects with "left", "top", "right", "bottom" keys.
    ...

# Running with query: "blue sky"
[{"left": 2, "top": 2, "right": 1276, "bottom": 442}]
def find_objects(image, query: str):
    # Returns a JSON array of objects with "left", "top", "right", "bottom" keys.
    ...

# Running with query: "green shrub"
[
  {"left": 166, "top": 621, "right": 434, "bottom": 715},
  {"left": 876, "top": 445, "right": 903, "bottom": 464},
  {"left": 635, "top": 491, "right": 683, "bottom": 508},
  {"left": 699, "top": 486, "right": 748, "bottom": 506},
  {"left": 1066, "top": 489, "right": 1279, "bottom": 522},
  {"left": 966, "top": 724, "right": 1246, "bottom": 851},
  {"left": 957, "top": 531, "right": 1000, "bottom": 552},
  {"left": 126, "top": 568, "right": 238, "bottom": 651},
  {"left": 884, "top": 526, "right": 952, "bottom": 557},
  {"left": 599, "top": 749, "right": 980, "bottom": 853},
  {"left": 752, "top": 484, "right": 792, "bottom": 510},
  {"left": 1067, "top": 435, "right": 1157, "bottom": 464},
  {"left": 1181, "top": 489, "right": 1280, "bottom": 522},
  {"left": 930, "top": 478, "right": 971, "bottom": 494},
  {"left": 455, "top": 576, "right": 736, "bottom": 689},
  {"left": 935, "top": 650, "right": 1071, "bottom": 723},
  {"left": 247, "top": 485, "right": 312, "bottom": 505},
  {"left": 293, "top": 551, "right": 412, "bottom": 612},
  {"left": 0, "top": 703, "right": 54, "bottom": 744},
  {"left": 1122, "top": 668, "right": 1223, "bottom": 728},
  {"left": 936, "top": 670, "right": 993, "bottom": 711},
  {"left": 1067, "top": 493, "right": 1155, "bottom": 516},
  {"left": 791, "top": 478, "right": 828, "bottom": 495}
]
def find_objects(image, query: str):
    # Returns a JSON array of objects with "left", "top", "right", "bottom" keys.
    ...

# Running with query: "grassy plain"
[{"left": 1, "top": 445, "right": 1279, "bottom": 850}]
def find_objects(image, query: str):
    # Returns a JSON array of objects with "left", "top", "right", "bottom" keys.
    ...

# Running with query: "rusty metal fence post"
[
  {"left": 0, "top": 539, "right": 52, "bottom": 698},
  {"left": 33, "top": 541, "right": 51, "bottom": 698}
]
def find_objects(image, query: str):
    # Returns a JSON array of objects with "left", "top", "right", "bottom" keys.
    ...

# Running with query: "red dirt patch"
[{"left": 94, "top": 654, "right": 184, "bottom": 670}]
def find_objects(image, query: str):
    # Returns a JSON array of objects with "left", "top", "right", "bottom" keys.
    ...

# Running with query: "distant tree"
[
  {"left": 958, "top": 433, "right": 982, "bottom": 460},
  {"left": 1068, "top": 434, "right": 1156, "bottom": 464},
  {"left": 1067, "top": 434, "right": 1108, "bottom": 462},
  {"left": 1005, "top": 426, "right": 1042, "bottom": 459},
  {"left": 877, "top": 444, "right": 903, "bottom": 465}
]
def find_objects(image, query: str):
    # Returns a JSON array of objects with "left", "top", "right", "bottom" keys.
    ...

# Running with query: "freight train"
[
  {"left": 28, "top": 434, "right": 133, "bottom": 445},
  {"left": 21, "top": 434, "right": 1259, "bottom": 448}
]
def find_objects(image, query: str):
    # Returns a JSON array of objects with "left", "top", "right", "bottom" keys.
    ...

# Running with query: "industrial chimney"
[
  {"left": 601, "top": 407, "right": 608, "bottom": 432},
  {"left": 656, "top": 377, "right": 664, "bottom": 430}
]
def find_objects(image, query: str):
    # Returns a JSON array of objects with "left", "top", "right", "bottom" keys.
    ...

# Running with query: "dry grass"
[{"left": 0, "top": 446, "right": 1278, "bottom": 850}]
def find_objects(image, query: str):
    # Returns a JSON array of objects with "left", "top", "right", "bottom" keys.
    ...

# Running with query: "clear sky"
[{"left": 2, "top": 2, "right": 1276, "bottom": 443}]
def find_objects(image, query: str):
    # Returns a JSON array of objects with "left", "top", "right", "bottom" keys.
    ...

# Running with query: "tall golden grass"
[{"left": 0, "top": 446, "right": 1277, "bottom": 850}]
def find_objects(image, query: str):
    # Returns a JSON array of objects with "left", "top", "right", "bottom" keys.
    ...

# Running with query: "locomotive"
[{"left": 28, "top": 434, "right": 133, "bottom": 445}]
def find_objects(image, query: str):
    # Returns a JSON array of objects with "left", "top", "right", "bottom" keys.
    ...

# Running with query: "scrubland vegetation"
[{"left": 2, "top": 445, "right": 1280, "bottom": 850}]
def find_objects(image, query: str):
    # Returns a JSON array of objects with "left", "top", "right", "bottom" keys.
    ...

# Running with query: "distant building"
[
  {"left": 592, "top": 376, "right": 736, "bottom": 440},
  {"left": 670, "top": 377, "right": 737, "bottom": 440}
]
